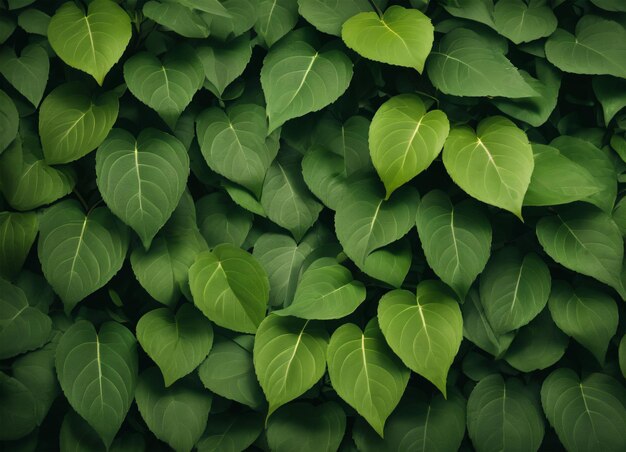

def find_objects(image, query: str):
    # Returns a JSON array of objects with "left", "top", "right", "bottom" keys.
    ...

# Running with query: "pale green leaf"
[
  {"left": 341, "top": 6, "right": 433, "bottom": 72},
  {"left": 370, "top": 94, "right": 449, "bottom": 198},
  {"left": 416, "top": 190, "right": 492, "bottom": 299},
  {"left": 548, "top": 281, "right": 618, "bottom": 365},
  {"left": 541, "top": 369, "right": 626, "bottom": 452},
  {"left": 48, "top": 0, "right": 131, "bottom": 85},
  {"left": 38, "top": 200, "right": 129, "bottom": 313},
  {"left": 189, "top": 244, "right": 269, "bottom": 333},
  {"left": 136, "top": 304, "right": 213, "bottom": 387},
  {"left": 443, "top": 116, "right": 534, "bottom": 219},
  {"left": 55, "top": 320, "right": 138, "bottom": 448},
  {"left": 327, "top": 319, "right": 409, "bottom": 436},
  {"left": 96, "top": 128, "right": 189, "bottom": 249},
  {"left": 253, "top": 314, "right": 329, "bottom": 417},
  {"left": 39, "top": 82, "right": 119, "bottom": 165},
  {"left": 378, "top": 281, "right": 463, "bottom": 396}
]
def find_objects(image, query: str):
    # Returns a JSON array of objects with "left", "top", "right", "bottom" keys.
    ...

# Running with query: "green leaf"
[
  {"left": 593, "top": 77, "right": 626, "bottom": 126},
  {"left": 48, "top": 0, "right": 131, "bottom": 85},
  {"left": 203, "top": 0, "right": 257, "bottom": 41},
  {"left": 255, "top": 0, "right": 299, "bottom": 47},
  {"left": 479, "top": 247, "right": 551, "bottom": 335},
  {"left": 369, "top": 94, "right": 449, "bottom": 198},
  {"left": 55, "top": 320, "right": 138, "bottom": 448},
  {"left": 0, "top": 44, "right": 48, "bottom": 107},
  {"left": 352, "top": 389, "right": 466, "bottom": 452},
  {"left": 261, "top": 29, "right": 353, "bottom": 132},
  {"left": 253, "top": 314, "right": 329, "bottom": 417},
  {"left": 0, "top": 371, "right": 38, "bottom": 441},
  {"left": 441, "top": 0, "right": 496, "bottom": 28},
  {"left": 468, "top": 374, "right": 545, "bottom": 452},
  {"left": 196, "top": 35, "right": 252, "bottom": 98},
  {"left": 443, "top": 116, "right": 534, "bottom": 219},
  {"left": 0, "top": 89, "right": 18, "bottom": 154},
  {"left": 0, "top": 133, "right": 75, "bottom": 211},
  {"left": 17, "top": 8, "right": 50, "bottom": 36},
  {"left": 546, "top": 16, "right": 626, "bottom": 78},
  {"left": 39, "top": 82, "right": 119, "bottom": 165},
  {"left": 0, "top": 279, "right": 51, "bottom": 359},
  {"left": 96, "top": 128, "right": 189, "bottom": 249},
  {"left": 591, "top": 0, "right": 626, "bottom": 11},
  {"left": 335, "top": 177, "right": 418, "bottom": 267},
  {"left": 427, "top": 28, "right": 537, "bottom": 98},
  {"left": 266, "top": 401, "right": 346, "bottom": 452},
  {"left": 38, "top": 200, "right": 129, "bottom": 313},
  {"left": 196, "top": 193, "right": 253, "bottom": 248},
  {"left": 135, "top": 368, "right": 212, "bottom": 452},
  {"left": 462, "top": 288, "right": 515, "bottom": 358},
  {"left": 548, "top": 281, "right": 618, "bottom": 365},
  {"left": 274, "top": 257, "right": 366, "bottom": 320},
  {"left": 136, "top": 304, "right": 213, "bottom": 387},
  {"left": 416, "top": 190, "right": 492, "bottom": 299},
  {"left": 130, "top": 190, "right": 207, "bottom": 307},
  {"left": 197, "top": 104, "right": 274, "bottom": 197},
  {"left": 341, "top": 6, "right": 433, "bottom": 72},
  {"left": 327, "top": 319, "right": 409, "bottom": 436},
  {"left": 0, "top": 211, "right": 38, "bottom": 280},
  {"left": 619, "top": 336, "right": 626, "bottom": 379},
  {"left": 123, "top": 47, "right": 204, "bottom": 130},
  {"left": 143, "top": 1, "right": 209, "bottom": 39},
  {"left": 536, "top": 204, "right": 625, "bottom": 298},
  {"left": 198, "top": 334, "right": 264, "bottom": 409},
  {"left": 196, "top": 411, "right": 264, "bottom": 452},
  {"left": 541, "top": 369, "right": 626, "bottom": 451},
  {"left": 550, "top": 136, "right": 617, "bottom": 213},
  {"left": 60, "top": 412, "right": 146, "bottom": 452},
  {"left": 261, "top": 150, "right": 323, "bottom": 241},
  {"left": 378, "top": 281, "right": 463, "bottom": 396},
  {"left": 524, "top": 144, "right": 601, "bottom": 207},
  {"left": 503, "top": 309, "right": 569, "bottom": 372},
  {"left": 298, "top": 0, "right": 384, "bottom": 36},
  {"left": 493, "top": 0, "right": 557, "bottom": 44},
  {"left": 189, "top": 244, "right": 269, "bottom": 333}
]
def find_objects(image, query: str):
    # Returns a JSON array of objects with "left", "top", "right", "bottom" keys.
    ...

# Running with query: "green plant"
[{"left": 1, "top": 0, "right": 626, "bottom": 450}]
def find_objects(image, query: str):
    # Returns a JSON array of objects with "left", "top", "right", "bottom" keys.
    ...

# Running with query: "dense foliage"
[{"left": 2, "top": 0, "right": 626, "bottom": 450}]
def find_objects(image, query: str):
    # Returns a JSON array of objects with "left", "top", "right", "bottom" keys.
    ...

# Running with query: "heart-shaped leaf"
[
  {"left": 468, "top": 374, "right": 545, "bottom": 452},
  {"left": 197, "top": 104, "right": 274, "bottom": 197},
  {"left": 196, "top": 35, "right": 252, "bottom": 98},
  {"left": 198, "top": 334, "right": 264, "bottom": 409},
  {"left": 189, "top": 244, "right": 269, "bottom": 333},
  {"left": 342, "top": 6, "right": 433, "bottom": 71},
  {"left": 135, "top": 368, "right": 212, "bottom": 452},
  {"left": 253, "top": 314, "right": 329, "bottom": 417},
  {"left": 378, "top": 281, "right": 463, "bottom": 396},
  {"left": 536, "top": 204, "right": 625, "bottom": 298},
  {"left": 416, "top": 190, "right": 492, "bottom": 299},
  {"left": 298, "top": 0, "right": 383, "bottom": 36},
  {"left": 0, "top": 211, "right": 38, "bottom": 279},
  {"left": 541, "top": 369, "right": 626, "bottom": 451},
  {"left": 261, "top": 29, "right": 353, "bottom": 132},
  {"left": 370, "top": 94, "right": 449, "bottom": 198},
  {"left": 327, "top": 319, "right": 409, "bottom": 436},
  {"left": 427, "top": 28, "right": 537, "bottom": 98},
  {"left": 493, "top": 0, "right": 557, "bottom": 44},
  {"left": 48, "top": 0, "right": 131, "bottom": 85},
  {"left": 96, "top": 128, "right": 189, "bottom": 249},
  {"left": 39, "top": 82, "right": 119, "bottom": 165},
  {"left": 136, "top": 304, "right": 213, "bottom": 387},
  {"left": 55, "top": 320, "right": 138, "bottom": 449},
  {"left": 274, "top": 257, "right": 366, "bottom": 320},
  {"left": 266, "top": 401, "right": 346, "bottom": 452},
  {"left": 546, "top": 16, "right": 626, "bottom": 78},
  {"left": 38, "top": 200, "right": 129, "bottom": 313},
  {"left": 0, "top": 44, "right": 48, "bottom": 106},
  {"left": 479, "top": 247, "right": 551, "bottom": 335},
  {"left": 196, "top": 193, "right": 253, "bottom": 249},
  {"left": 124, "top": 47, "right": 203, "bottom": 129},
  {"left": 0, "top": 279, "right": 51, "bottom": 360},
  {"left": 443, "top": 116, "right": 534, "bottom": 219},
  {"left": 548, "top": 281, "right": 618, "bottom": 365}
]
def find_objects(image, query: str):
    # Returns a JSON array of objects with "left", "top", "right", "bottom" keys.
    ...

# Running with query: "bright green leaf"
[{"left": 493, "top": 0, "right": 557, "bottom": 44}]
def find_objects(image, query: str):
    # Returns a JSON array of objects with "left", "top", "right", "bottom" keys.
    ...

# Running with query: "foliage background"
[{"left": 1, "top": 0, "right": 626, "bottom": 451}]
